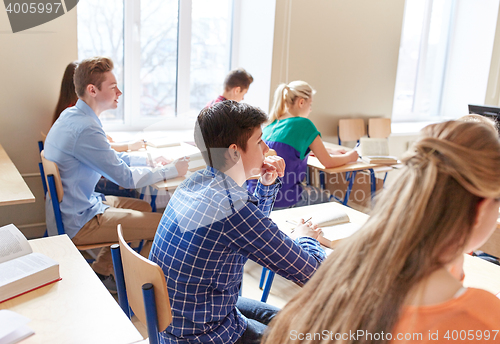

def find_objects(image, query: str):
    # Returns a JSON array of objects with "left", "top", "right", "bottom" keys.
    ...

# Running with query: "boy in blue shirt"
[
  {"left": 150, "top": 101, "right": 326, "bottom": 344},
  {"left": 44, "top": 57, "right": 189, "bottom": 289}
]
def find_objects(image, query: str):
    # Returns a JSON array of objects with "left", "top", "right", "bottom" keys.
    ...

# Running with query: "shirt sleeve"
[
  {"left": 253, "top": 178, "right": 282, "bottom": 216},
  {"left": 221, "top": 204, "right": 325, "bottom": 284},
  {"left": 116, "top": 152, "right": 148, "bottom": 167},
  {"left": 72, "top": 127, "right": 179, "bottom": 188}
]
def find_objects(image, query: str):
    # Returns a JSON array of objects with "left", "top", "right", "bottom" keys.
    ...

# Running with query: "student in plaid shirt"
[{"left": 150, "top": 101, "right": 326, "bottom": 344}]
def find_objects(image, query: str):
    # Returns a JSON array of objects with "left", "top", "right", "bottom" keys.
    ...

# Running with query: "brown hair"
[
  {"left": 223, "top": 68, "right": 253, "bottom": 92},
  {"left": 262, "top": 120, "right": 500, "bottom": 344},
  {"left": 74, "top": 57, "right": 114, "bottom": 98},
  {"left": 268, "top": 80, "right": 316, "bottom": 123},
  {"left": 52, "top": 61, "right": 78, "bottom": 124},
  {"left": 195, "top": 100, "right": 267, "bottom": 171}
]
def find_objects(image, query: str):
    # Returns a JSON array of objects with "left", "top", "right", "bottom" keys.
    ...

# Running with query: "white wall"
[
  {"left": 270, "top": 0, "right": 405, "bottom": 138},
  {"left": 486, "top": 3, "right": 500, "bottom": 106},
  {"left": 0, "top": 9, "right": 77, "bottom": 237}
]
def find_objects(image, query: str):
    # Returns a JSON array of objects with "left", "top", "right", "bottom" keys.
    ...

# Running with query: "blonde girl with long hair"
[
  {"left": 248, "top": 81, "right": 358, "bottom": 208},
  {"left": 262, "top": 120, "right": 500, "bottom": 343}
]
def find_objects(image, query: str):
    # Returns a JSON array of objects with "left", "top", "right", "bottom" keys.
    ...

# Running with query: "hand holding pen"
[{"left": 288, "top": 217, "right": 322, "bottom": 240}]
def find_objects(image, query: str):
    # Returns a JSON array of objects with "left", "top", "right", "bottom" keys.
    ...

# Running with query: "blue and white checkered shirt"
[{"left": 150, "top": 167, "right": 326, "bottom": 343}]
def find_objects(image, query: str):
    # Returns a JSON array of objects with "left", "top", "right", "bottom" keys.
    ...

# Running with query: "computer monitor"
[
  {"left": 468, "top": 104, "right": 500, "bottom": 118},
  {"left": 468, "top": 104, "right": 500, "bottom": 134}
]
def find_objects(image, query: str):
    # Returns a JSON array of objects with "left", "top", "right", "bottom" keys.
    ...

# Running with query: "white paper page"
[
  {"left": 0, "top": 224, "right": 32, "bottom": 264},
  {"left": 0, "top": 253, "right": 58, "bottom": 287},
  {"left": 0, "top": 310, "right": 34, "bottom": 344},
  {"left": 359, "top": 137, "right": 389, "bottom": 156},
  {"left": 0, "top": 325, "right": 34, "bottom": 344},
  {"left": 151, "top": 143, "right": 202, "bottom": 161},
  {"left": 321, "top": 222, "right": 362, "bottom": 242},
  {"left": 290, "top": 209, "right": 350, "bottom": 227}
]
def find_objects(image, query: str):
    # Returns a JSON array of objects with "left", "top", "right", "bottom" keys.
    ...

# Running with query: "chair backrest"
[
  {"left": 40, "top": 151, "right": 64, "bottom": 202},
  {"left": 117, "top": 224, "right": 172, "bottom": 332},
  {"left": 338, "top": 119, "right": 366, "bottom": 144},
  {"left": 368, "top": 118, "right": 391, "bottom": 138}
]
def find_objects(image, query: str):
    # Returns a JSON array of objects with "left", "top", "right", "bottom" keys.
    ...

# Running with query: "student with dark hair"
[
  {"left": 262, "top": 120, "right": 500, "bottom": 344},
  {"left": 206, "top": 68, "right": 254, "bottom": 107},
  {"left": 149, "top": 100, "right": 326, "bottom": 344},
  {"left": 44, "top": 56, "right": 189, "bottom": 290},
  {"left": 53, "top": 61, "right": 78, "bottom": 124}
]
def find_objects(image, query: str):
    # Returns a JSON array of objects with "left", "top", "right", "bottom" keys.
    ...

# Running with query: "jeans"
[{"left": 234, "top": 297, "right": 280, "bottom": 344}]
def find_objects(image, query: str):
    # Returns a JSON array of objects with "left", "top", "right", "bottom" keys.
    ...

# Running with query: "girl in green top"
[{"left": 252, "top": 80, "right": 357, "bottom": 208}]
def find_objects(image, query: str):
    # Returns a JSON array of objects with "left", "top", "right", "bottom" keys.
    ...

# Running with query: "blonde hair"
[
  {"left": 458, "top": 114, "right": 498, "bottom": 133},
  {"left": 263, "top": 120, "right": 500, "bottom": 344},
  {"left": 268, "top": 80, "right": 316, "bottom": 123}
]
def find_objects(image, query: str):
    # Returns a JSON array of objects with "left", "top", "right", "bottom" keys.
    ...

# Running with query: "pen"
[{"left": 290, "top": 217, "right": 313, "bottom": 233}]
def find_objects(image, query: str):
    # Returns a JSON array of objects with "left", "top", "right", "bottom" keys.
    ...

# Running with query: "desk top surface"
[
  {"left": 0, "top": 144, "right": 35, "bottom": 206},
  {"left": 271, "top": 203, "right": 500, "bottom": 295},
  {"left": 0, "top": 235, "right": 143, "bottom": 344}
]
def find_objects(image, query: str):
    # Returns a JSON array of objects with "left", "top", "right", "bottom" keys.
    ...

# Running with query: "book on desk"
[
  {"left": 0, "top": 224, "right": 60, "bottom": 303},
  {"left": 358, "top": 137, "right": 398, "bottom": 165},
  {"left": 289, "top": 208, "right": 361, "bottom": 249}
]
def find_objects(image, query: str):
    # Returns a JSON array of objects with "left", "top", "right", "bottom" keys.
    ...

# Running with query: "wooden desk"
[
  {"left": 307, "top": 142, "right": 396, "bottom": 207},
  {"left": 0, "top": 144, "right": 35, "bottom": 206},
  {"left": 463, "top": 255, "right": 500, "bottom": 295},
  {"left": 0, "top": 235, "right": 143, "bottom": 344},
  {"left": 479, "top": 222, "right": 500, "bottom": 258},
  {"left": 270, "top": 203, "right": 500, "bottom": 295},
  {"left": 270, "top": 202, "right": 369, "bottom": 232},
  {"left": 478, "top": 217, "right": 500, "bottom": 258}
]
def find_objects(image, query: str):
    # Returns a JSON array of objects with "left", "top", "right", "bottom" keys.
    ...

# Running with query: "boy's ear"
[
  {"left": 228, "top": 144, "right": 240, "bottom": 162},
  {"left": 233, "top": 86, "right": 242, "bottom": 94},
  {"left": 86, "top": 84, "right": 97, "bottom": 97}
]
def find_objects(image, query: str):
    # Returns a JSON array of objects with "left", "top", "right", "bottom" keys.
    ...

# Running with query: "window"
[
  {"left": 392, "top": 0, "right": 499, "bottom": 122},
  {"left": 78, "top": 0, "right": 233, "bottom": 129}
]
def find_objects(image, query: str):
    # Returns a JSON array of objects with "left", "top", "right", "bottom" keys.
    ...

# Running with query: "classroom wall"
[
  {"left": 270, "top": 0, "right": 405, "bottom": 139},
  {"left": 486, "top": 3, "right": 500, "bottom": 106},
  {"left": 0, "top": 10, "right": 77, "bottom": 237}
]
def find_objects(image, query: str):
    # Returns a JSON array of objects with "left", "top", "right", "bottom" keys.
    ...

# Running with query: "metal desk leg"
[
  {"left": 261, "top": 271, "right": 275, "bottom": 303},
  {"left": 343, "top": 171, "right": 357, "bottom": 205},
  {"left": 319, "top": 171, "right": 326, "bottom": 189},
  {"left": 369, "top": 169, "right": 376, "bottom": 203}
]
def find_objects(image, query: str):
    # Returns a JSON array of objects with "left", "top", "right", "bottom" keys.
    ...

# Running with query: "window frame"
[{"left": 100, "top": 0, "right": 235, "bottom": 132}]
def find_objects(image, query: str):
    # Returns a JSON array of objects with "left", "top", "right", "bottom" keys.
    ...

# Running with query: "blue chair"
[
  {"left": 40, "top": 151, "right": 145, "bottom": 254},
  {"left": 112, "top": 224, "right": 172, "bottom": 344},
  {"left": 38, "top": 141, "right": 48, "bottom": 197}
]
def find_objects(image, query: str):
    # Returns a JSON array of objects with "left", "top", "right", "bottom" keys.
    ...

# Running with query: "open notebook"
[
  {"left": 358, "top": 137, "right": 397, "bottom": 164},
  {"left": 289, "top": 208, "right": 362, "bottom": 248}
]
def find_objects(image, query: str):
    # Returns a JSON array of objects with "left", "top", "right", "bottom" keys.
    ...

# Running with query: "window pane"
[
  {"left": 392, "top": 0, "right": 426, "bottom": 121},
  {"left": 77, "top": 0, "right": 124, "bottom": 122},
  {"left": 140, "top": 0, "right": 178, "bottom": 118},
  {"left": 190, "top": 0, "right": 232, "bottom": 112}
]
